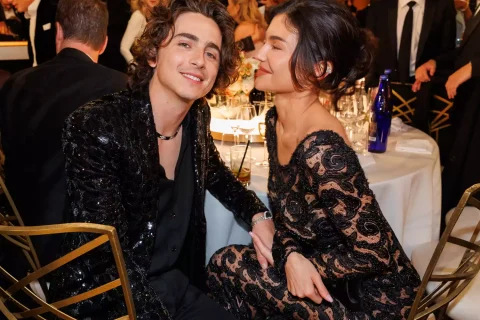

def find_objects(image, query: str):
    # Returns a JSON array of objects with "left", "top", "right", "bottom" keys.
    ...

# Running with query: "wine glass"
[
  {"left": 237, "top": 104, "right": 257, "bottom": 142},
  {"left": 255, "top": 122, "right": 268, "bottom": 167},
  {"left": 219, "top": 96, "right": 241, "bottom": 145}
]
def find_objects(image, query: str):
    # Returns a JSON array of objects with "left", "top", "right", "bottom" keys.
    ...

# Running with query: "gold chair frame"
[
  {"left": 0, "top": 175, "right": 41, "bottom": 272},
  {"left": 0, "top": 223, "right": 137, "bottom": 320},
  {"left": 408, "top": 184, "right": 480, "bottom": 320}
]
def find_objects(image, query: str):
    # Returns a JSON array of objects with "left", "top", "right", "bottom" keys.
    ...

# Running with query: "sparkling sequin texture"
[
  {"left": 48, "top": 90, "right": 268, "bottom": 319},
  {"left": 207, "top": 107, "right": 421, "bottom": 320}
]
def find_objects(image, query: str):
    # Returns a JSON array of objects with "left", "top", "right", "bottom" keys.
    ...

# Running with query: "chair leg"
[{"left": 435, "top": 304, "right": 449, "bottom": 320}]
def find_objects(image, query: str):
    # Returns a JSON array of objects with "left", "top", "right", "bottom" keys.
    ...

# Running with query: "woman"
[
  {"left": 207, "top": 0, "right": 421, "bottom": 319},
  {"left": 227, "top": 0, "right": 267, "bottom": 57},
  {"left": 120, "top": 0, "right": 162, "bottom": 64}
]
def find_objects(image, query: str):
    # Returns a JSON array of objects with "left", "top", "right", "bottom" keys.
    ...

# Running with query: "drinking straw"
[{"left": 236, "top": 140, "right": 251, "bottom": 179}]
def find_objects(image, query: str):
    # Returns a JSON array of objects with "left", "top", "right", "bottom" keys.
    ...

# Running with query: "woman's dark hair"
[
  {"left": 129, "top": 0, "right": 240, "bottom": 98},
  {"left": 269, "top": 0, "right": 374, "bottom": 108}
]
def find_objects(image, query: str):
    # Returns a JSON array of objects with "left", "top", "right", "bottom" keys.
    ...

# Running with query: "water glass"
[{"left": 230, "top": 145, "right": 251, "bottom": 186}]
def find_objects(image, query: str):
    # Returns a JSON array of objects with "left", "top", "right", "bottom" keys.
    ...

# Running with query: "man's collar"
[
  {"left": 24, "top": 0, "right": 41, "bottom": 19},
  {"left": 398, "top": 0, "right": 425, "bottom": 9}
]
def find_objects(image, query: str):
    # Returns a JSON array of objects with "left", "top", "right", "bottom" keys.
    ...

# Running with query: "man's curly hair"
[{"left": 129, "top": 0, "right": 240, "bottom": 98}]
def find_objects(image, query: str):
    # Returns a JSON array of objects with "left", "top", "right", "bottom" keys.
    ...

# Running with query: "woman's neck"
[{"left": 275, "top": 91, "right": 320, "bottom": 135}]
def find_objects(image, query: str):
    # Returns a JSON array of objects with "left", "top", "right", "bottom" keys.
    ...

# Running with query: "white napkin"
[
  {"left": 390, "top": 117, "right": 411, "bottom": 133},
  {"left": 395, "top": 139, "right": 433, "bottom": 154}
]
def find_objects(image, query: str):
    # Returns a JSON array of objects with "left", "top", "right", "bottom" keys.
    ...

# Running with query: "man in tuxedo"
[
  {"left": 414, "top": 3, "right": 480, "bottom": 222},
  {"left": 5, "top": 0, "right": 57, "bottom": 66},
  {"left": 366, "top": 0, "right": 456, "bottom": 87},
  {"left": 0, "top": 0, "right": 127, "bottom": 277}
]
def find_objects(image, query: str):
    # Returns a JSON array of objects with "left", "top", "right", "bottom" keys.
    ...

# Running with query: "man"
[
  {"left": 413, "top": 3, "right": 480, "bottom": 223},
  {"left": 50, "top": 0, "right": 273, "bottom": 318},
  {"left": 0, "top": 0, "right": 127, "bottom": 278},
  {"left": 366, "top": 0, "right": 456, "bottom": 86},
  {"left": 5, "top": 0, "right": 57, "bottom": 66},
  {"left": 1, "top": 0, "right": 16, "bottom": 21}
]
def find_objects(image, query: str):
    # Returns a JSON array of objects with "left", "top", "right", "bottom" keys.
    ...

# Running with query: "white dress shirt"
[
  {"left": 397, "top": 0, "right": 425, "bottom": 77},
  {"left": 24, "top": 0, "right": 41, "bottom": 67},
  {"left": 4, "top": 8, "right": 16, "bottom": 19},
  {"left": 120, "top": 10, "right": 146, "bottom": 64}
]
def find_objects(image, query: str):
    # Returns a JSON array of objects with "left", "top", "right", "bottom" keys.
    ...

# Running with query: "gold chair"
[
  {"left": 0, "top": 175, "right": 41, "bottom": 273},
  {"left": 0, "top": 223, "right": 137, "bottom": 320},
  {"left": 408, "top": 184, "right": 480, "bottom": 320}
]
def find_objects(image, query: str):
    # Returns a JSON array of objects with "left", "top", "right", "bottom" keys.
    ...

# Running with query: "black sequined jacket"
[{"left": 50, "top": 90, "right": 267, "bottom": 319}]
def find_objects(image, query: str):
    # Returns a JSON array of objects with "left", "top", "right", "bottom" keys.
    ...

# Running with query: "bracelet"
[{"left": 251, "top": 211, "right": 273, "bottom": 227}]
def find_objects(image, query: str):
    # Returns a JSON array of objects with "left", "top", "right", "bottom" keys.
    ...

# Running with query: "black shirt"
[
  {"left": 149, "top": 112, "right": 194, "bottom": 277},
  {"left": 148, "top": 113, "right": 195, "bottom": 313}
]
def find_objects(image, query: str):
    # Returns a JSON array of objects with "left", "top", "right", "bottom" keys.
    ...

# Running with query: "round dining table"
[{"left": 204, "top": 125, "right": 442, "bottom": 264}]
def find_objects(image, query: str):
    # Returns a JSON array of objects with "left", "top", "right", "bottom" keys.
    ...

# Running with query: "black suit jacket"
[
  {"left": 47, "top": 90, "right": 268, "bottom": 319},
  {"left": 366, "top": 0, "right": 456, "bottom": 86},
  {"left": 24, "top": 0, "right": 57, "bottom": 65},
  {"left": 0, "top": 48, "right": 127, "bottom": 273}
]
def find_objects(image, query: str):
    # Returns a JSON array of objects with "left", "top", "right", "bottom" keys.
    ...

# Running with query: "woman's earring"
[{"left": 326, "top": 65, "right": 332, "bottom": 74}]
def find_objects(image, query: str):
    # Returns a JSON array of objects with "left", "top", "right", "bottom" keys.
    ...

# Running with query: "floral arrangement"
[
  {"left": 224, "top": 51, "right": 257, "bottom": 97},
  {"left": 238, "top": 51, "right": 253, "bottom": 79}
]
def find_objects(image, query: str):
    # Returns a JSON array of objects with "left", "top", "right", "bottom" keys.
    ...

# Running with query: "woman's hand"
[{"left": 285, "top": 252, "right": 333, "bottom": 304}]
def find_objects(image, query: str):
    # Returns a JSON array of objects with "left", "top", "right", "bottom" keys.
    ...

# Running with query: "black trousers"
[{"left": 150, "top": 269, "right": 236, "bottom": 320}]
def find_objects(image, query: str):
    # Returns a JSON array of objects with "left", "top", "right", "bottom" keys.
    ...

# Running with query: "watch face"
[{"left": 265, "top": 211, "right": 273, "bottom": 219}]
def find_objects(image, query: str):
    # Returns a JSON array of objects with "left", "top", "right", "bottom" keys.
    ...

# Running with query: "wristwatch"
[{"left": 251, "top": 211, "right": 273, "bottom": 227}]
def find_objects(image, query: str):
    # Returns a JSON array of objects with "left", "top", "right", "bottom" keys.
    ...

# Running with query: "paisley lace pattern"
[
  {"left": 206, "top": 107, "right": 421, "bottom": 319},
  {"left": 48, "top": 89, "right": 268, "bottom": 319}
]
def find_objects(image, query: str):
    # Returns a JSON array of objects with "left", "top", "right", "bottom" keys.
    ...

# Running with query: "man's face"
[
  {"left": 10, "top": 0, "right": 34, "bottom": 13},
  {"left": 149, "top": 12, "right": 222, "bottom": 103},
  {"left": 1, "top": 0, "right": 13, "bottom": 11}
]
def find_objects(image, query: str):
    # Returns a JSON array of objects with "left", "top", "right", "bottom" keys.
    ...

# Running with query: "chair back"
[
  {"left": 0, "top": 223, "right": 136, "bottom": 320},
  {"left": 0, "top": 175, "right": 40, "bottom": 272},
  {"left": 408, "top": 184, "right": 480, "bottom": 320}
]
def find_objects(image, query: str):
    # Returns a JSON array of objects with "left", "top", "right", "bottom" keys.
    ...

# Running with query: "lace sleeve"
[
  {"left": 272, "top": 223, "right": 303, "bottom": 273},
  {"left": 302, "top": 133, "right": 393, "bottom": 280}
]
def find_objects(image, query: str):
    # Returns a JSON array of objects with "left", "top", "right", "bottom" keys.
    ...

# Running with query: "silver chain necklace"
[{"left": 156, "top": 125, "right": 181, "bottom": 140}]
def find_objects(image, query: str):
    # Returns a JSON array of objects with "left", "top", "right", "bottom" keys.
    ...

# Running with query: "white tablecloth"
[{"left": 205, "top": 127, "right": 442, "bottom": 263}]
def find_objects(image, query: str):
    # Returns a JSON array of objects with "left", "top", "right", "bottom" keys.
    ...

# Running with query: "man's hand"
[
  {"left": 285, "top": 253, "right": 333, "bottom": 304},
  {"left": 250, "top": 213, "right": 275, "bottom": 269},
  {"left": 412, "top": 80, "right": 423, "bottom": 92},
  {"left": 415, "top": 59, "right": 437, "bottom": 83},
  {"left": 445, "top": 62, "right": 472, "bottom": 99}
]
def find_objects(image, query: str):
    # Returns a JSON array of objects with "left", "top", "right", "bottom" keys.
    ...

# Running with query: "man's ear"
[
  {"left": 147, "top": 48, "right": 159, "bottom": 68},
  {"left": 99, "top": 36, "right": 108, "bottom": 55},
  {"left": 314, "top": 61, "right": 333, "bottom": 80},
  {"left": 55, "top": 22, "right": 64, "bottom": 53}
]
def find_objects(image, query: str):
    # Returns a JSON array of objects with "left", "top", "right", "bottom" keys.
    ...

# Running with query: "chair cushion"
[
  {"left": 445, "top": 206, "right": 480, "bottom": 241},
  {"left": 411, "top": 241, "right": 479, "bottom": 319}
]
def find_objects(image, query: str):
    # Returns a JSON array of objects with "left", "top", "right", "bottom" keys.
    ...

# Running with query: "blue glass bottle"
[
  {"left": 384, "top": 69, "right": 392, "bottom": 102},
  {"left": 384, "top": 69, "right": 393, "bottom": 135},
  {"left": 368, "top": 75, "right": 392, "bottom": 153}
]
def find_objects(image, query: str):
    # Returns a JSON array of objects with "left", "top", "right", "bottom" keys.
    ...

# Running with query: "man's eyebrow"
[{"left": 174, "top": 32, "right": 221, "bottom": 52}]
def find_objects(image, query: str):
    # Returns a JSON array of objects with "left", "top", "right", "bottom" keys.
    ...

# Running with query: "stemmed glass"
[
  {"left": 237, "top": 104, "right": 257, "bottom": 142},
  {"left": 255, "top": 122, "right": 268, "bottom": 167},
  {"left": 218, "top": 96, "right": 241, "bottom": 145}
]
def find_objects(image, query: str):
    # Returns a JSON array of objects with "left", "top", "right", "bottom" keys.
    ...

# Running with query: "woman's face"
[
  {"left": 146, "top": 0, "right": 160, "bottom": 9},
  {"left": 227, "top": 0, "right": 240, "bottom": 20},
  {"left": 254, "top": 14, "right": 298, "bottom": 94}
]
